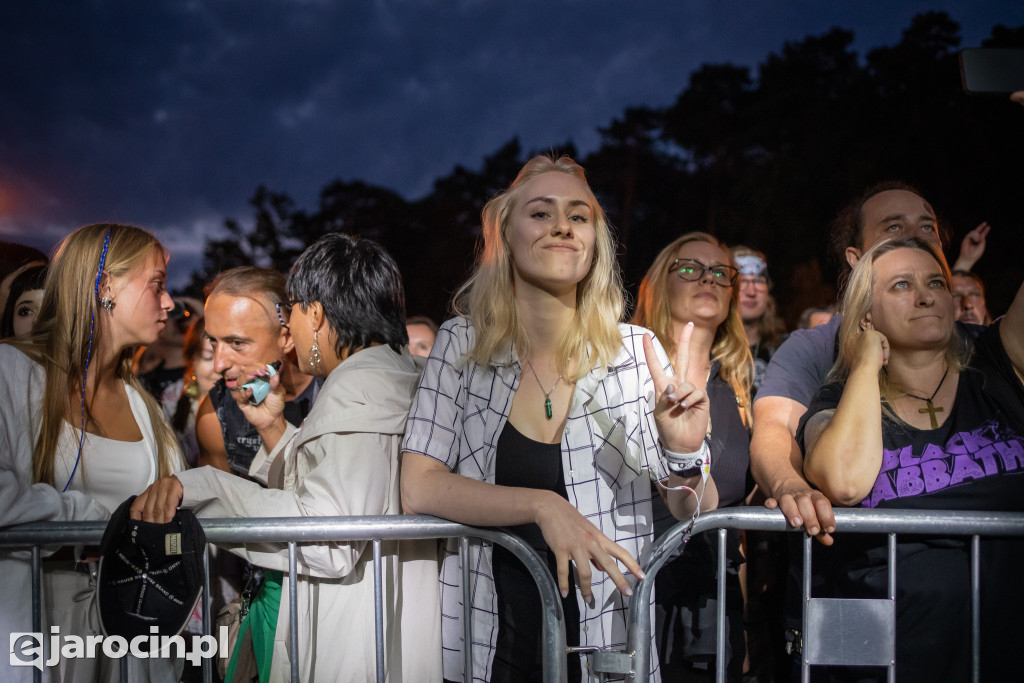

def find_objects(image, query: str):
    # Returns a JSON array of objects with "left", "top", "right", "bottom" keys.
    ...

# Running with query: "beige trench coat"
[{"left": 178, "top": 345, "right": 442, "bottom": 682}]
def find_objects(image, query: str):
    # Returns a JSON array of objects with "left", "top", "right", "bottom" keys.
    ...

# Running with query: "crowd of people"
[{"left": 1, "top": 151, "right": 1022, "bottom": 683}]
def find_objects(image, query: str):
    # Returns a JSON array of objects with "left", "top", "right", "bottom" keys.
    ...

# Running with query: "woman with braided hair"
[{"left": 1, "top": 223, "right": 184, "bottom": 682}]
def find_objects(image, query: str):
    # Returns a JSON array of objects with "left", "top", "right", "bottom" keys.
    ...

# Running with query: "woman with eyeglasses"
[
  {"left": 401, "top": 156, "right": 718, "bottom": 682},
  {"left": 632, "top": 232, "right": 753, "bottom": 681},
  {"left": 732, "top": 245, "right": 787, "bottom": 398},
  {"left": 133, "top": 233, "right": 442, "bottom": 683},
  {"left": 728, "top": 244, "right": 789, "bottom": 682},
  {"left": 1, "top": 223, "right": 185, "bottom": 683}
]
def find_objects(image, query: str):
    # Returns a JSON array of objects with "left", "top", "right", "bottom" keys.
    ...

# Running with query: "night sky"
[{"left": 2, "top": 0, "right": 1022, "bottom": 287}]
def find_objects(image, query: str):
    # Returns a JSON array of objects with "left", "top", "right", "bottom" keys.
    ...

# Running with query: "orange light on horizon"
[{"left": 0, "top": 182, "right": 13, "bottom": 213}]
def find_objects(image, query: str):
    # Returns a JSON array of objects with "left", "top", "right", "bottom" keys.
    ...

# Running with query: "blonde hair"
[
  {"left": 831, "top": 237, "right": 968, "bottom": 414},
  {"left": 632, "top": 232, "right": 752, "bottom": 425},
  {"left": 452, "top": 155, "right": 625, "bottom": 380},
  {"left": 8, "top": 223, "right": 179, "bottom": 486}
]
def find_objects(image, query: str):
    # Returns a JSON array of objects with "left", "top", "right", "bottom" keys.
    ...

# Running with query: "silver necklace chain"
[{"left": 526, "top": 360, "right": 561, "bottom": 398}]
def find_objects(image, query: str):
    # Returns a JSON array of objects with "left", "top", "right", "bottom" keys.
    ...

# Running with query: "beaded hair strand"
[{"left": 63, "top": 229, "right": 111, "bottom": 492}]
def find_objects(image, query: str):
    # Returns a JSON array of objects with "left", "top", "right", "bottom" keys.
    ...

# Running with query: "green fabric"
[{"left": 225, "top": 570, "right": 283, "bottom": 683}]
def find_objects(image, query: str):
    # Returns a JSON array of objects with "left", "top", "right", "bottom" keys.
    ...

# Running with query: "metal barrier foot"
[{"left": 570, "top": 646, "right": 635, "bottom": 679}]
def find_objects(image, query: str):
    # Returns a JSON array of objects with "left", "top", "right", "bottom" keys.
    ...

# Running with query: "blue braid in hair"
[{"left": 63, "top": 229, "right": 112, "bottom": 492}]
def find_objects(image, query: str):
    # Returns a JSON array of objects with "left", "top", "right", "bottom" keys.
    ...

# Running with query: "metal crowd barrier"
[
  {"left": 6, "top": 508, "right": 1024, "bottom": 683},
  {"left": 612, "top": 507, "right": 1024, "bottom": 683},
  {"left": 0, "top": 516, "right": 567, "bottom": 683}
]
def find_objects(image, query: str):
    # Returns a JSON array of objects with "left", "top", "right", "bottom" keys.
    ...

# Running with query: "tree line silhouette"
[{"left": 186, "top": 12, "right": 1024, "bottom": 327}]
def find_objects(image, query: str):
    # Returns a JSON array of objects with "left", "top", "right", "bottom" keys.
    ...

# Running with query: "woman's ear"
[
  {"left": 97, "top": 271, "right": 112, "bottom": 297},
  {"left": 96, "top": 272, "right": 118, "bottom": 310},
  {"left": 308, "top": 302, "right": 325, "bottom": 331},
  {"left": 861, "top": 315, "right": 873, "bottom": 331}
]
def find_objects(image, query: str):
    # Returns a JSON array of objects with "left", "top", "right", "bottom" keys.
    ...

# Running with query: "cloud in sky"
[{"left": 1, "top": 0, "right": 1020, "bottom": 285}]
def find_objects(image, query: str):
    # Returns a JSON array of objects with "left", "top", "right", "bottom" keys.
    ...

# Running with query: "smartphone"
[
  {"left": 959, "top": 48, "right": 1024, "bottom": 95},
  {"left": 242, "top": 361, "right": 282, "bottom": 405}
]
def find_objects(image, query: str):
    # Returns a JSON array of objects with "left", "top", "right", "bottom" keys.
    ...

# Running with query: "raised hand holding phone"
[
  {"left": 242, "top": 361, "right": 281, "bottom": 404},
  {"left": 235, "top": 360, "right": 289, "bottom": 450}
]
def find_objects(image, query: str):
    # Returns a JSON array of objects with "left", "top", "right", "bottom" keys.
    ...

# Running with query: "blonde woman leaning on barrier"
[
  {"left": 632, "top": 232, "right": 753, "bottom": 680},
  {"left": 401, "top": 155, "right": 718, "bottom": 683},
  {"left": 799, "top": 237, "right": 1024, "bottom": 682},
  {"left": 133, "top": 233, "right": 442, "bottom": 683},
  {"left": 0, "top": 223, "right": 185, "bottom": 683}
]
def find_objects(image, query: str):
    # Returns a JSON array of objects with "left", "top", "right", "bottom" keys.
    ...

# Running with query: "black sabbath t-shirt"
[
  {"left": 796, "top": 321, "right": 1024, "bottom": 682},
  {"left": 800, "top": 321, "right": 1024, "bottom": 514}
]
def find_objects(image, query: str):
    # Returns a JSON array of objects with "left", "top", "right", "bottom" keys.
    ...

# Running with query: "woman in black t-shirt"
[
  {"left": 633, "top": 232, "right": 753, "bottom": 680},
  {"left": 799, "top": 237, "right": 1024, "bottom": 682}
]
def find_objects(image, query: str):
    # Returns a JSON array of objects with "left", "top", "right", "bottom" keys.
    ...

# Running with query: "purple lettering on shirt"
[
  {"left": 956, "top": 426, "right": 994, "bottom": 454},
  {"left": 982, "top": 421, "right": 1005, "bottom": 443},
  {"left": 973, "top": 445, "right": 1000, "bottom": 476},
  {"left": 994, "top": 439, "right": 1024, "bottom": 472},
  {"left": 945, "top": 432, "right": 968, "bottom": 456},
  {"left": 921, "top": 443, "right": 946, "bottom": 462},
  {"left": 880, "top": 447, "right": 901, "bottom": 473},
  {"left": 949, "top": 454, "right": 987, "bottom": 486},
  {"left": 921, "top": 460, "right": 951, "bottom": 493},
  {"left": 868, "top": 475, "right": 898, "bottom": 508},
  {"left": 898, "top": 445, "right": 922, "bottom": 469},
  {"left": 895, "top": 465, "right": 924, "bottom": 498},
  {"left": 867, "top": 423, "right": 1024, "bottom": 507}
]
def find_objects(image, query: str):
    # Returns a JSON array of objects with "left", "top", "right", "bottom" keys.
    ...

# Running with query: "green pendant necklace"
[{"left": 526, "top": 360, "right": 562, "bottom": 420}]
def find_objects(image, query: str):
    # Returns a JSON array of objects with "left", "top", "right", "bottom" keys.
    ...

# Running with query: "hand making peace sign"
[{"left": 642, "top": 321, "right": 711, "bottom": 455}]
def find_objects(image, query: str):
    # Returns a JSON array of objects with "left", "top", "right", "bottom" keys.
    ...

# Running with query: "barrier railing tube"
[
  {"left": 626, "top": 507, "right": 1024, "bottom": 683},
  {"left": 1, "top": 516, "right": 568, "bottom": 683},
  {"left": 9, "top": 508, "right": 1022, "bottom": 683}
]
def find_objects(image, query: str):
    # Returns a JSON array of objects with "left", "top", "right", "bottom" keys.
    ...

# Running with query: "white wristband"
[{"left": 663, "top": 439, "right": 710, "bottom": 476}]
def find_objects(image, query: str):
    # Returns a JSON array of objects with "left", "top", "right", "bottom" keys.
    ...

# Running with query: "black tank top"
[{"left": 491, "top": 420, "right": 582, "bottom": 683}]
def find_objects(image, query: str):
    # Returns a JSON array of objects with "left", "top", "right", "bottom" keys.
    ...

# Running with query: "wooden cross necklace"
[
  {"left": 526, "top": 360, "right": 562, "bottom": 420},
  {"left": 904, "top": 365, "right": 949, "bottom": 429}
]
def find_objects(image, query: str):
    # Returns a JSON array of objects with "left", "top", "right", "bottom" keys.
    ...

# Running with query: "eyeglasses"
[
  {"left": 671, "top": 259, "right": 738, "bottom": 287},
  {"left": 740, "top": 275, "right": 769, "bottom": 290},
  {"left": 275, "top": 298, "right": 304, "bottom": 329}
]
